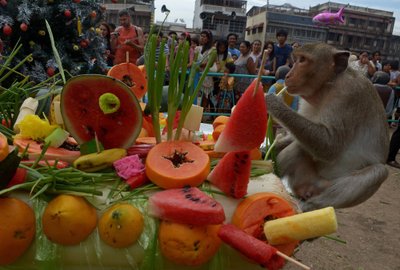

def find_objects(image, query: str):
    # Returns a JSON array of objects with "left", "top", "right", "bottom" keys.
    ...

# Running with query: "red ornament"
[
  {"left": 0, "top": 0, "right": 7, "bottom": 7},
  {"left": 80, "top": 39, "right": 89, "bottom": 48},
  {"left": 111, "top": 0, "right": 117, "bottom": 3},
  {"left": 20, "top": 23, "right": 28, "bottom": 32},
  {"left": 64, "top": 9, "right": 72, "bottom": 18},
  {"left": 90, "top": 11, "right": 97, "bottom": 18},
  {"left": 3, "top": 25, "right": 12, "bottom": 36},
  {"left": 47, "top": 67, "right": 55, "bottom": 77},
  {"left": 73, "top": 0, "right": 81, "bottom": 3}
]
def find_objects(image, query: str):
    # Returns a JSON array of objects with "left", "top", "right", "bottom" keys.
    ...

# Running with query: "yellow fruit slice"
[{"left": 264, "top": 206, "right": 338, "bottom": 245}]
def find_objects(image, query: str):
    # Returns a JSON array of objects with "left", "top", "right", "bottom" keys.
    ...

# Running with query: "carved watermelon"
[
  {"left": 214, "top": 79, "right": 267, "bottom": 152},
  {"left": 207, "top": 151, "right": 251, "bottom": 199},
  {"left": 148, "top": 186, "right": 225, "bottom": 226},
  {"left": 61, "top": 75, "right": 142, "bottom": 149}
]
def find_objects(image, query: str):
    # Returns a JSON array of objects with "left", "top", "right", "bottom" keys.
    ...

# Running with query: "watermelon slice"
[
  {"left": 61, "top": 75, "right": 142, "bottom": 149},
  {"left": 218, "top": 224, "right": 285, "bottom": 270},
  {"left": 214, "top": 79, "right": 267, "bottom": 152},
  {"left": 148, "top": 186, "right": 225, "bottom": 225},
  {"left": 207, "top": 151, "right": 251, "bottom": 198}
]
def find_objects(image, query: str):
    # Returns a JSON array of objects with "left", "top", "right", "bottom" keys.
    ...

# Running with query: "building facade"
[
  {"left": 193, "top": 0, "right": 247, "bottom": 40},
  {"left": 310, "top": 2, "right": 395, "bottom": 58},
  {"left": 96, "top": 0, "right": 154, "bottom": 32},
  {"left": 246, "top": 4, "right": 328, "bottom": 47},
  {"left": 245, "top": 2, "right": 399, "bottom": 61}
]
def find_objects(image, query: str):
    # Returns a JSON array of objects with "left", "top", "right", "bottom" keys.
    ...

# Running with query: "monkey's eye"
[{"left": 298, "top": 55, "right": 306, "bottom": 63}]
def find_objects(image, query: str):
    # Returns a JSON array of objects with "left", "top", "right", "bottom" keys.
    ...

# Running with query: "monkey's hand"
[{"left": 265, "top": 93, "right": 286, "bottom": 115}]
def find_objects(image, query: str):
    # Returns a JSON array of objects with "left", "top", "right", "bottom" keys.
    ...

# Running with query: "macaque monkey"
[{"left": 265, "top": 43, "right": 389, "bottom": 211}]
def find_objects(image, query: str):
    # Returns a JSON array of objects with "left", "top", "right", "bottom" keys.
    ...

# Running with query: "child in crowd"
[{"left": 217, "top": 62, "right": 236, "bottom": 113}]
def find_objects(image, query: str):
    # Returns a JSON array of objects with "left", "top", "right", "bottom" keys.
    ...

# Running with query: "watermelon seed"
[
  {"left": 185, "top": 194, "right": 192, "bottom": 199},
  {"left": 182, "top": 185, "right": 191, "bottom": 192}
]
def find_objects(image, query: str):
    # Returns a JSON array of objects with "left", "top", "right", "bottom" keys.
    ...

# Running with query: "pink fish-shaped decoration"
[{"left": 312, "top": 7, "right": 345, "bottom": 25}]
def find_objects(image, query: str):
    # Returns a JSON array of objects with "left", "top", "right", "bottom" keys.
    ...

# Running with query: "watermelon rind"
[{"left": 60, "top": 75, "right": 142, "bottom": 149}]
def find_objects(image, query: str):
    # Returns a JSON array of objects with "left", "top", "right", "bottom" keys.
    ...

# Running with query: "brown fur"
[{"left": 265, "top": 43, "right": 389, "bottom": 211}]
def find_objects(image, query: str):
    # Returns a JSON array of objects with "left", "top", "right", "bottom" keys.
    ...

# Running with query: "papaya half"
[
  {"left": 107, "top": 63, "right": 147, "bottom": 100},
  {"left": 145, "top": 141, "right": 210, "bottom": 189}
]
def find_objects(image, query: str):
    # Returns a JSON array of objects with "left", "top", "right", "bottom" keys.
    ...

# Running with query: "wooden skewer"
[
  {"left": 126, "top": 51, "right": 130, "bottom": 63},
  {"left": 94, "top": 132, "right": 101, "bottom": 154},
  {"left": 276, "top": 86, "right": 288, "bottom": 97},
  {"left": 253, "top": 49, "right": 269, "bottom": 97},
  {"left": 276, "top": 251, "right": 311, "bottom": 270}
]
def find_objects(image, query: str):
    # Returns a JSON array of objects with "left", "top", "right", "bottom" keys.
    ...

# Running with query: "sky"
[{"left": 154, "top": 0, "right": 400, "bottom": 35}]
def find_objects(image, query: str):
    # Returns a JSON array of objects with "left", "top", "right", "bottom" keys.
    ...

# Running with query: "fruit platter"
[{"left": 0, "top": 33, "right": 339, "bottom": 270}]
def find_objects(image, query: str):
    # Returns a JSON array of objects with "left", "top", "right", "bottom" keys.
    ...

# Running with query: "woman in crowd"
[
  {"left": 348, "top": 51, "right": 375, "bottom": 77},
  {"left": 198, "top": 30, "right": 215, "bottom": 114},
  {"left": 233, "top": 40, "right": 256, "bottom": 101},
  {"left": 250, "top": 39, "right": 262, "bottom": 67},
  {"left": 99, "top": 22, "right": 114, "bottom": 66}
]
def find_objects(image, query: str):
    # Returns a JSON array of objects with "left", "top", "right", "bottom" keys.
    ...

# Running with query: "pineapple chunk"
[{"left": 264, "top": 206, "right": 337, "bottom": 245}]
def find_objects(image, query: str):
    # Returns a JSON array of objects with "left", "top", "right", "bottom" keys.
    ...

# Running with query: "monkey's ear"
[{"left": 333, "top": 51, "right": 350, "bottom": 74}]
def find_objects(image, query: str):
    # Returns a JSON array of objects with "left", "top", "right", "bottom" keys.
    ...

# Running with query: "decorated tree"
[{"left": 0, "top": 0, "right": 108, "bottom": 82}]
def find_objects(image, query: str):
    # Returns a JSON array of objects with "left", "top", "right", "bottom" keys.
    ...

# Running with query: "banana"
[
  {"left": 49, "top": 94, "right": 64, "bottom": 127},
  {"left": 73, "top": 148, "right": 127, "bottom": 172}
]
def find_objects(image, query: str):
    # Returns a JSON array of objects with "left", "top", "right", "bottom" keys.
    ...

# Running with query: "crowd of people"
[{"left": 98, "top": 10, "right": 303, "bottom": 115}]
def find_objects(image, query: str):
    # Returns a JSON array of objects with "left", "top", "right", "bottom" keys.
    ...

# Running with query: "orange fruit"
[
  {"left": 212, "top": 124, "right": 225, "bottom": 142},
  {"left": 212, "top": 115, "right": 230, "bottom": 129},
  {"left": 98, "top": 203, "right": 144, "bottom": 248},
  {"left": 42, "top": 195, "right": 97, "bottom": 245},
  {"left": 158, "top": 220, "right": 221, "bottom": 266},
  {"left": 0, "top": 197, "right": 35, "bottom": 266},
  {"left": 0, "top": 132, "right": 9, "bottom": 162}
]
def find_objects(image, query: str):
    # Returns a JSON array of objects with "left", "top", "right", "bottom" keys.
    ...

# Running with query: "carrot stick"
[
  {"left": 253, "top": 49, "right": 269, "bottom": 97},
  {"left": 276, "top": 251, "right": 311, "bottom": 270}
]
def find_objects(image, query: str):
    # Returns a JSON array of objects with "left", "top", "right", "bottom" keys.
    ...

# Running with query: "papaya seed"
[{"left": 99, "top": 93, "right": 120, "bottom": 114}]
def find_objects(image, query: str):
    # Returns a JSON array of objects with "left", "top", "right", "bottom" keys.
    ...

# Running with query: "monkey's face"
[{"left": 284, "top": 51, "right": 316, "bottom": 96}]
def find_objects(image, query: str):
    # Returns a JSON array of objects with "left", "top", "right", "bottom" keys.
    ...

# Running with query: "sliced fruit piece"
[
  {"left": 13, "top": 137, "right": 80, "bottom": 164},
  {"left": 264, "top": 207, "right": 338, "bottom": 245},
  {"left": 44, "top": 127, "right": 70, "bottom": 148},
  {"left": 0, "top": 131, "right": 9, "bottom": 162},
  {"left": 218, "top": 224, "right": 284, "bottom": 270},
  {"left": 159, "top": 220, "right": 222, "bottom": 266},
  {"left": 42, "top": 195, "right": 97, "bottom": 246},
  {"left": 148, "top": 186, "right": 225, "bottom": 225},
  {"left": 6, "top": 168, "right": 28, "bottom": 188},
  {"left": 107, "top": 62, "right": 147, "bottom": 99},
  {"left": 214, "top": 79, "right": 267, "bottom": 152},
  {"left": 17, "top": 114, "right": 57, "bottom": 141},
  {"left": 0, "top": 197, "right": 36, "bottom": 266},
  {"left": 207, "top": 151, "right": 251, "bottom": 198},
  {"left": 145, "top": 141, "right": 210, "bottom": 189},
  {"left": 98, "top": 203, "right": 144, "bottom": 248},
  {"left": 61, "top": 74, "right": 142, "bottom": 149},
  {"left": 98, "top": 93, "right": 121, "bottom": 114},
  {"left": 232, "top": 192, "right": 298, "bottom": 256}
]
